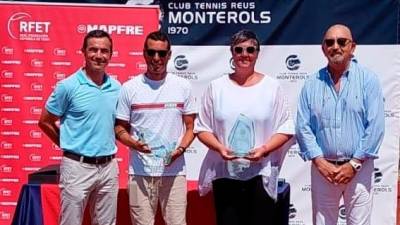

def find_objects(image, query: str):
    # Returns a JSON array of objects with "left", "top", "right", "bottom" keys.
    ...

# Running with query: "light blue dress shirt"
[
  {"left": 296, "top": 61, "right": 385, "bottom": 161},
  {"left": 46, "top": 69, "right": 121, "bottom": 157}
]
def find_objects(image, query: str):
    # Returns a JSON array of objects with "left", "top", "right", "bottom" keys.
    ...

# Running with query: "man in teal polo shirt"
[{"left": 39, "top": 30, "right": 121, "bottom": 225}]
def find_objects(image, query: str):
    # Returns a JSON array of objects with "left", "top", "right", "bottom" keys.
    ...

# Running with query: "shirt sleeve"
[
  {"left": 353, "top": 74, "right": 385, "bottom": 160},
  {"left": 182, "top": 81, "right": 197, "bottom": 115},
  {"left": 45, "top": 81, "right": 69, "bottom": 117},
  {"left": 295, "top": 82, "right": 324, "bottom": 161},
  {"left": 194, "top": 83, "right": 214, "bottom": 133},
  {"left": 115, "top": 84, "right": 131, "bottom": 122}
]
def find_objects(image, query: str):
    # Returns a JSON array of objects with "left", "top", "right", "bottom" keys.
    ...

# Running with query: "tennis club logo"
[
  {"left": 285, "top": 54, "right": 301, "bottom": 71},
  {"left": 174, "top": 55, "right": 189, "bottom": 71}
]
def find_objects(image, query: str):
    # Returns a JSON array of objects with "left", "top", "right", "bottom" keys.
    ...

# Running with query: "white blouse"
[{"left": 194, "top": 74, "right": 295, "bottom": 200}]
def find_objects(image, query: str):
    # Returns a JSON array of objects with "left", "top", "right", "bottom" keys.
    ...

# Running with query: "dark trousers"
[{"left": 212, "top": 176, "right": 278, "bottom": 225}]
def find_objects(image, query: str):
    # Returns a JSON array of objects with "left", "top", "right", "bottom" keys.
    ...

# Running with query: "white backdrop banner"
[{"left": 169, "top": 44, "right": 400, "bottom": 225}]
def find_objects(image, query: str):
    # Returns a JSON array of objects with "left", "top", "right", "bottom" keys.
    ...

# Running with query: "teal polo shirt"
[{"left": 46, "top": 69, "right": 121, "bottom": 157}]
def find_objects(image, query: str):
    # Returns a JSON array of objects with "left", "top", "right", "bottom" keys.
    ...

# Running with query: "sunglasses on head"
[
  {"left": 145, "top": 49, "right": 169, "bottom": 57},
  {"left": 233, "top": 46, "right": 258, "bottom": 54},
  {"left": 324, "top": 38, "right": 352, "bottom": 47}
]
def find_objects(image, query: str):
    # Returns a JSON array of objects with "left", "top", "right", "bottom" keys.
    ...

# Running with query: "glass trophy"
[
  {"left": 226, "top": 114, "right": 255, "bottom": 178},
  {"left": 227, "top": 114, "right": 255, "bottom": 157},
  {"left": 136, "top": 129, "right": 176, "bottom": 166}
]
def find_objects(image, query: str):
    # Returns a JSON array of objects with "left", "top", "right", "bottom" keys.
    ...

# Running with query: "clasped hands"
[{"left": 313, "top": 158, "right": 356, "bottom": 185}]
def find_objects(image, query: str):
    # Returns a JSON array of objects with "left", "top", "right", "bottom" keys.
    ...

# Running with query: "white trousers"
[
  {"left": 59, "top": 156, "right": 119, "bottom": 225},
  {"left": 311, "top": 159, "right": 374, "bottom": 225}
]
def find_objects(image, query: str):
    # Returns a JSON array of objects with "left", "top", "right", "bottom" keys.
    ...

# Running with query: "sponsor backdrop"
[
  {"left": 0, "top": 2, "right": 159, "bottom": 224},
  {"left": 159, "top": 1, "right": 399, "bottom": 225},
  {"left": 1, "top": 1, "right": 399, "bottom": 225}
]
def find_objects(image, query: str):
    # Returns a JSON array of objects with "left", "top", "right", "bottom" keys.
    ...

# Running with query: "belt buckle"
[{"left": 79, "top": 156, "right": 84, "bottom": 163}]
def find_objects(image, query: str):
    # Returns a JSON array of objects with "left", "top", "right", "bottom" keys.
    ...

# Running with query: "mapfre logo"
[
  {"left": 8, "top": 12, "right": 51, "bottom": 41},
  {"left": 77, "top": 24, "right": 143, "bottom": 35}
]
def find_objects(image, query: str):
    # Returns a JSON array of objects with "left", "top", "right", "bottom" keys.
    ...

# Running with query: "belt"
[
  {"left": 326, "top": 159, "right": 350, "bottom": 165},
  {"left": 63, "top": 151, "right": 115, "bottom": 165}
]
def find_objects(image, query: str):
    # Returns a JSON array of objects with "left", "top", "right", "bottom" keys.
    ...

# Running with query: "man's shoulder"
[
  {"left": 56, "top": 69, "right": 81, "bottom": 89},
  {"left": 107, "top": 75, "right": 122, "bottom": 87},
  {"left": 351, "top": 62, "right": 378, "bottom": 79},
  {"left": 121, "top": 74, "right": 143, "bottom": 87},
  {"left": 305, "top": 68, "right": 326, "bottom": 83}
]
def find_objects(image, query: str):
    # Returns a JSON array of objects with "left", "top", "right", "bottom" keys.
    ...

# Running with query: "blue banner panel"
[{"left": 159, "top": 0, "right": 399, "bottom": 45}]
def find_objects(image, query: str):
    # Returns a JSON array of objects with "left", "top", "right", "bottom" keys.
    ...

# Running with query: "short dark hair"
[
  {"left": 230, "top": 29, "right": 260, "bottom": 53},
  {"left": 82, "top": 29, "right": 113, "bottom": 53},
  {"left": 144, "top": 31, "right": 171, "bottom": 50}
]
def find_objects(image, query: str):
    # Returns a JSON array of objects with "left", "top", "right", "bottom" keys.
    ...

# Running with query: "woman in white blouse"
[{"left": 195, "top": 30, "right": 294, "bottom": 225}]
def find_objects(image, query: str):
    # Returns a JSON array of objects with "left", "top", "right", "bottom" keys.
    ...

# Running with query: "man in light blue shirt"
[
  {"left": 296, "top": 24, "right": 384, "bottom": 225},
  {"left": 38, "top": 30, "right": 120, "bottom": 225}
]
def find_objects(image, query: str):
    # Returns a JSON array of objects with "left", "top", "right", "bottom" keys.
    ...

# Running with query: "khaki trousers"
[{"left": 128, "top": 175, "right": 187, "bottom": 225}]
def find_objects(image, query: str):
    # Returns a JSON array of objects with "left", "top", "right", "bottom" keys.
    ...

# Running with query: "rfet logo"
[
  {"left": 8, "top": 12, "right": 51, "bottom": 41},
  {"left": 29, "top": 154, "right": 42, "bottom": 162},
  {"left": 0, "top": 188, "right": 12, "bottom": 197},
  {"left": 31, "top": 82, "right": 43, "bottom": 91},
  {"left": 1, "top": 70, "right": 13, "bottom": 79},
  {"left": 31, "top": 59, "right": 44, "bottom": 68},
  {"left": 1, "top": 47, "right": 13, "bottom": 55},
  {"left": 1, "top": 118, "right": 12, "bottom": 126},
  {"left": 29, "top": 130, "right": 42, "bottom": 138},
  {"left": 53, "top": 71, "right": 66, "bottom": 80},
  {"left": 1, "top": 94, "right": 13, "bottom": 103},
  {"left": 0, "top": 142, "right": 12, "bottom": 150},
  {"left": 30, "top": 106, "right": 42, "bottom": 115},
  {"left": 0, "top": 165, "right": 12, "bottom": 173},
  {"left": 53, "top": 48, "right": 66, "bottom": 56}
]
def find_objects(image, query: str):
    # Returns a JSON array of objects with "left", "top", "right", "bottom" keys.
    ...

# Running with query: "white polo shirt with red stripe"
[{"left": 116, "top": 73, "right": 196, "bottom": 176}]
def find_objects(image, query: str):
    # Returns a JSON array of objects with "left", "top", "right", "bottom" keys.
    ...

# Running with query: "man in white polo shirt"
[
  {"left": 39, "top": 30, "right": 120, "bottom": 225},
  {"left": 115, "top": 31, "right": 196, "bottom": 225}
]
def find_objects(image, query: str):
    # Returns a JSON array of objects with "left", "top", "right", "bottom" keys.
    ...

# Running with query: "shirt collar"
[
  {"left": 77, "top": 68, "right": 111, "bottom": 89},
  {"left": 324, "top": 60, "right": 355, "bottom": 82}
]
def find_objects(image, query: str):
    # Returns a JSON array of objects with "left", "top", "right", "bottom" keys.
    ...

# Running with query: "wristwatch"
[{"left": 349, "top": 159, "right": 362, "bottom": 171}]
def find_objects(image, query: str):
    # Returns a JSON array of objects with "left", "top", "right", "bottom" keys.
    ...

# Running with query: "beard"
[{"left": 329, "top": 54, "right": 345, "bottom": 65}]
